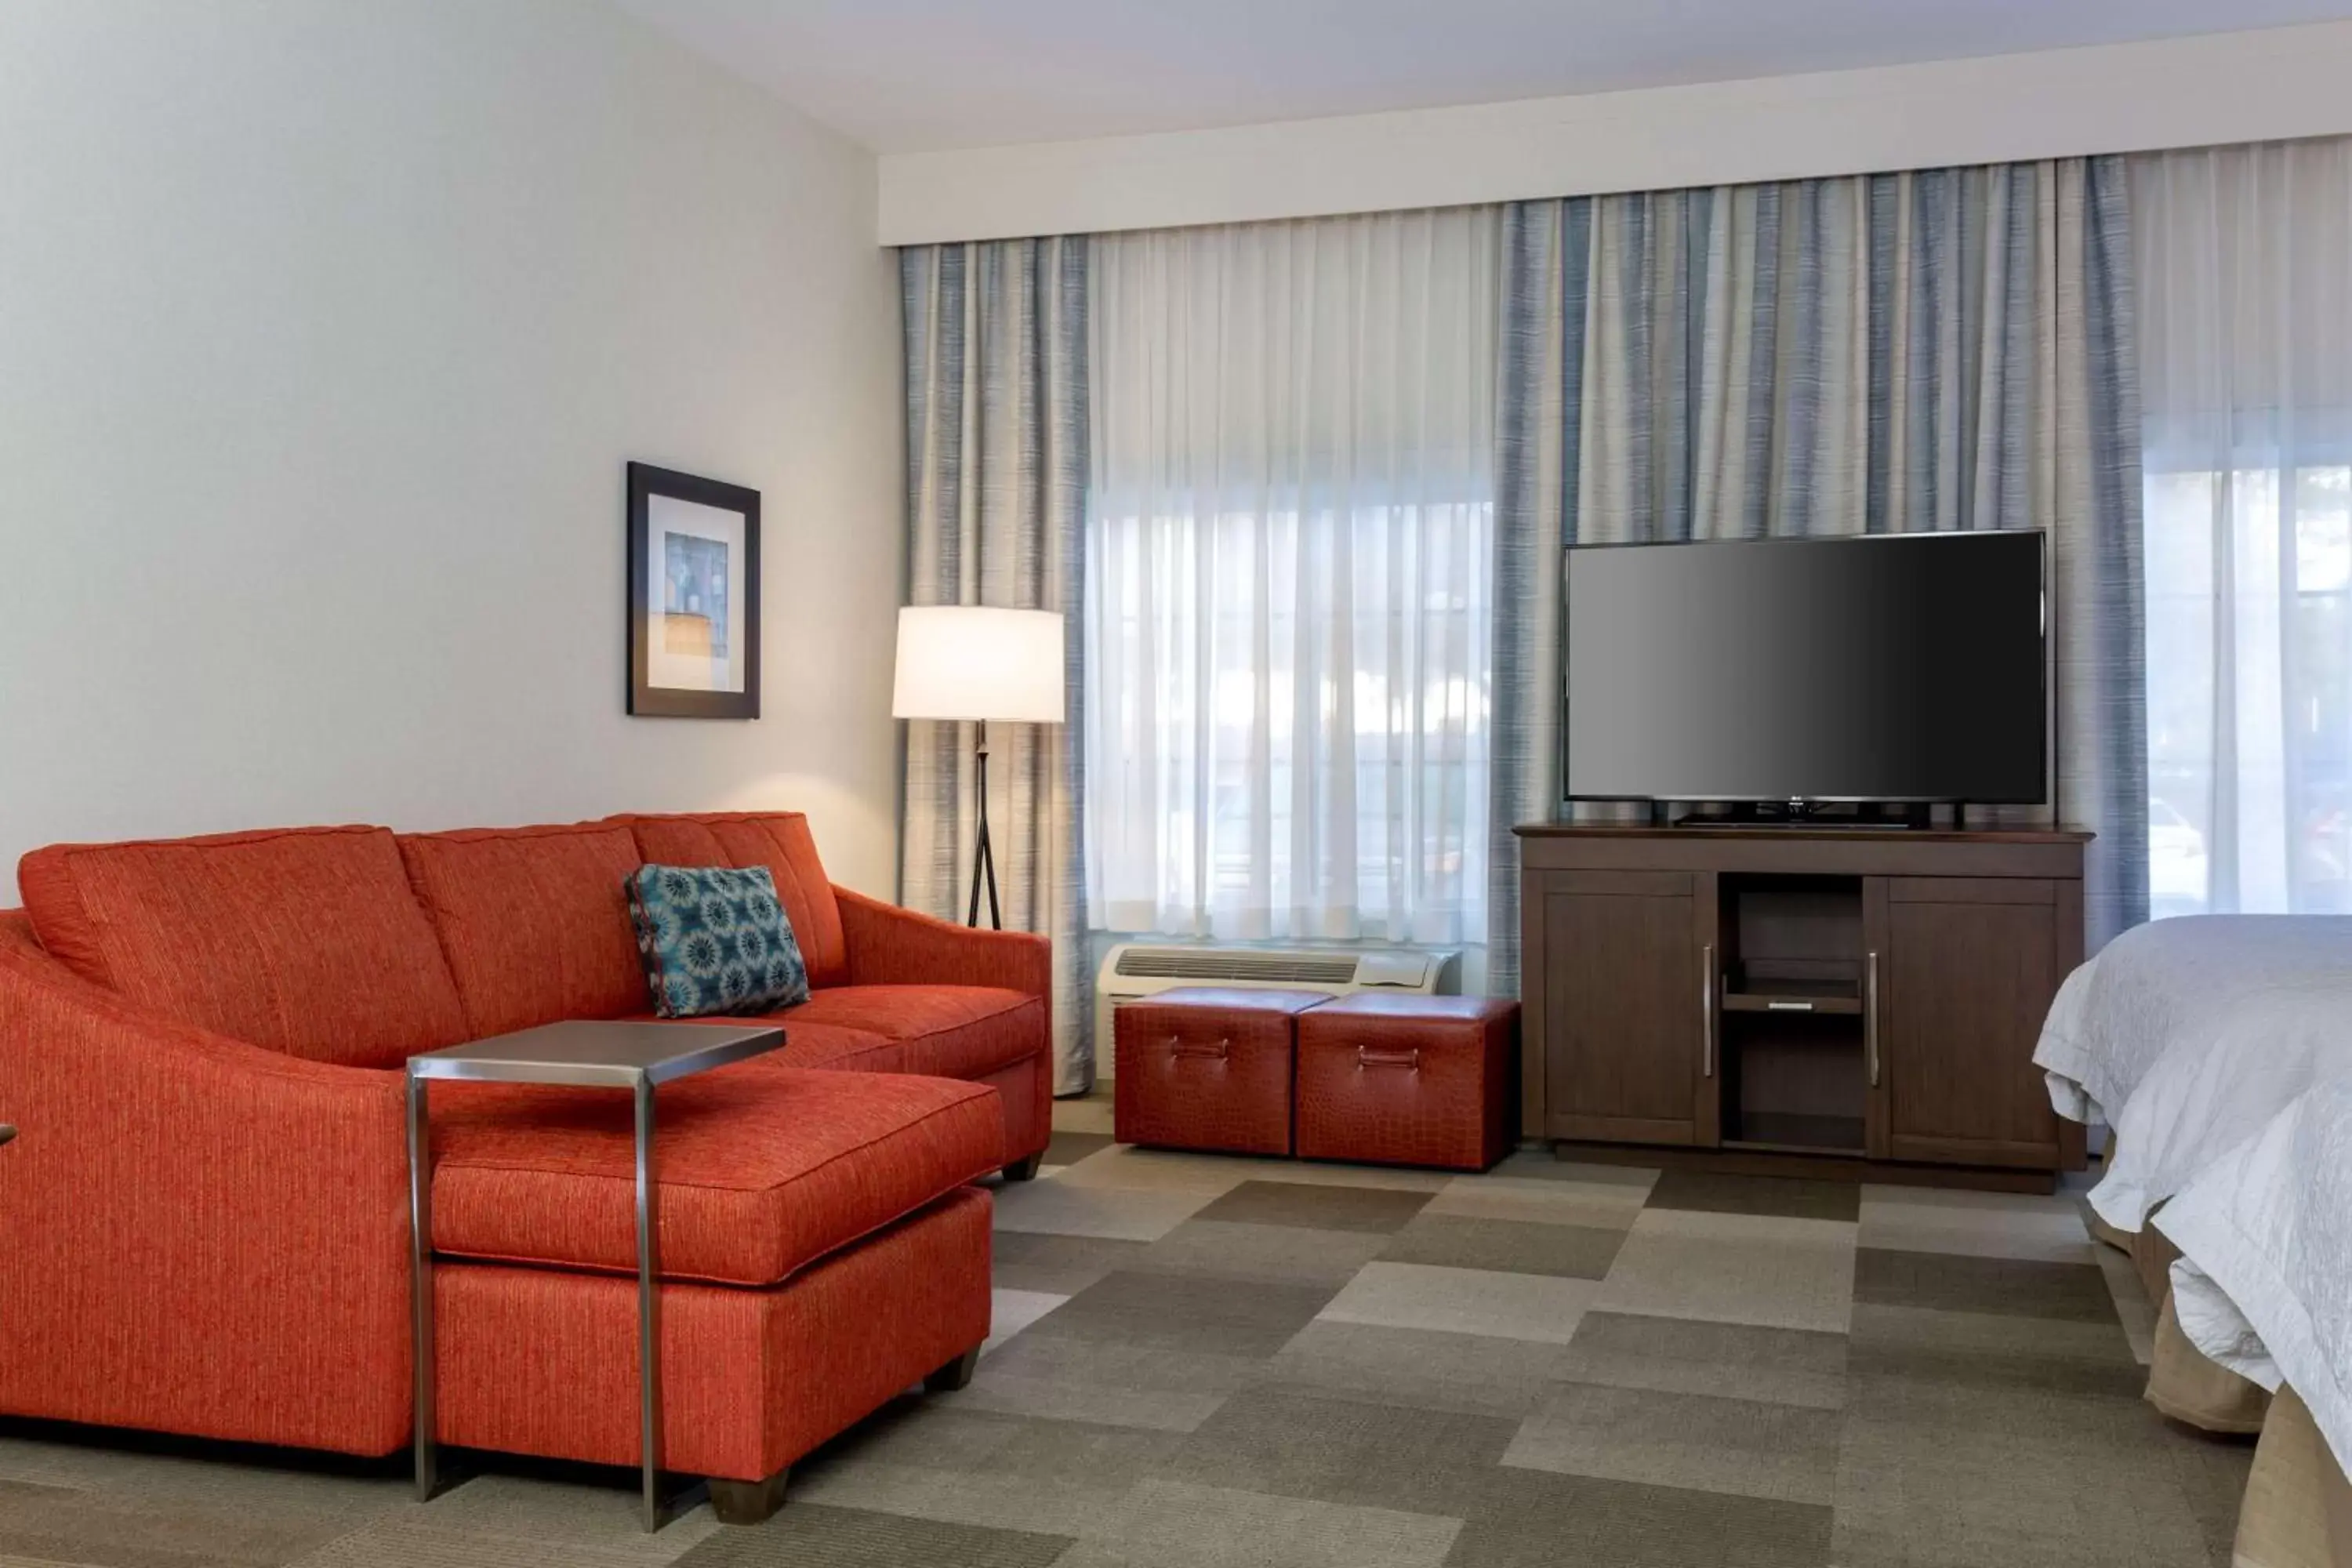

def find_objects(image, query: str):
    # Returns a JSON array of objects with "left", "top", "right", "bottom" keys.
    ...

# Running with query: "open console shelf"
[{"left": 1715, "top": 876, "right": 1869, "bottom": 1156}]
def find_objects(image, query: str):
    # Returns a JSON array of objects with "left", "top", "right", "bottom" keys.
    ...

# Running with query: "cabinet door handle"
[
  {"left": 1700, "top": 943, "right": 1716, "bottom": 1079},
  {"left": 1864, "top": 950, "right": 1882, "bottom": 1088},
  {"left": 0, "top": 1123, "right": 14, "bottom": 1149}
]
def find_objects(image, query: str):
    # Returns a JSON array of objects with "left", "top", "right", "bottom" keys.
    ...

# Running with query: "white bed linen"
[
  {"left": 2089, "top": 986, "right": 2352, "bottom": 1232},
  {"left": 2155, "top": 1077, "right": 2352, "bottom": 1479},
  {"left": 2032, "top": 915, "right": 2352, "bottom": 1127}
]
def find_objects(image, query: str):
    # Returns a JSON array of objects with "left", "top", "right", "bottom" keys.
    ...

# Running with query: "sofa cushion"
[
  {"left": 398, "top": 823, "right": 647, "bottom": 1039},
  {"left": 784, "top": 985, "right": 1042, "bottom": 1080},
  {"left": 622, "top": 813, "right": 847, "bottom": 987},
  {"left": 627, "top": 865, "right": 811, "bottom": 1018},
  {"left": 426, "top": 1064, "right": 1003, "bottom": 1287},
  {"left": 16, "top": 825, "right": 470, "bottom": 1068}
]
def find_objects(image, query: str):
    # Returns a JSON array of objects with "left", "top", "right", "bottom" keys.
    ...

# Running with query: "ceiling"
[{"left": 613, "top": 0, "right": 2352, "bottom": 154}]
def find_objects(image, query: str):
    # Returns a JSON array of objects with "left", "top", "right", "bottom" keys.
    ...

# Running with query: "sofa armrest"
[
  {"left": 0, "top": 913, "right": 412, "bottom": 1455},
  {"left": 833, "top": 887, "right": 1051, "bottom": 999}
]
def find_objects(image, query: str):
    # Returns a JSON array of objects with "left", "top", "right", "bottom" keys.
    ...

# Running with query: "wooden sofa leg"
[
  {"left": 707, "top": 1466, "right": 791, "bottom": 1526},
  {"left": 925, "top": 1347, "right": 981, "bottom": 1393},
  {"left": 1000, "top": 1152, "right": 1044, "bottom": 1182}
]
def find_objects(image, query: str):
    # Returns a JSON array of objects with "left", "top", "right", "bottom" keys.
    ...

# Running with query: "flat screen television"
[{"left": 1563, "top": 531, "right": 2047, "bottom": 806}]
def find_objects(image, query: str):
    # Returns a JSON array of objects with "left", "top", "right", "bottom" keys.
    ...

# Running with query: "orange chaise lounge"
[{"left": 0, "top": 811, "right": 1051, "bottom": 1522}]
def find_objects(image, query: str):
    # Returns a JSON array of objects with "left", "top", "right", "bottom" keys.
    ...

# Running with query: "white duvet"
[
  {"left": 2031, "top": 915, "right": 2352, "bottom": 1230},
  {"left": 2155, "top": 1076, "right": 2352, "bottom": 1479},
  {"left": 2034, "top": 915, "right": 2352, "bottom": 1126}
]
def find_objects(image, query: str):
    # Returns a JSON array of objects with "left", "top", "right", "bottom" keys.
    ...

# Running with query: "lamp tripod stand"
[
  {"left": 966, "top": 719, "right": 1001, "bottom": 930},
  {"left": 891, "top": 604, "right": 1065, "bottom": 935}
]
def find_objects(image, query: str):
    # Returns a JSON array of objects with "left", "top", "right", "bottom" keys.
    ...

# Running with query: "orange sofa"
[{"left": 0, "top": 811, "right": 1051, "bottom": 1519}]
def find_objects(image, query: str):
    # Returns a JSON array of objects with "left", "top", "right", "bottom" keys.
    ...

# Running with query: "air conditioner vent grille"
[{"left": 1112, "top": 950, "right": 1360, "bottom": 985}]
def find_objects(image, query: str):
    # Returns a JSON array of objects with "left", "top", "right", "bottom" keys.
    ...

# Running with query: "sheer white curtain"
[
  {"left": 1085, "top": 208, "right": 1499, "bottom": 943},
  {"left": 2135, "top": 140, "right": 2352, "bottom": 916}
]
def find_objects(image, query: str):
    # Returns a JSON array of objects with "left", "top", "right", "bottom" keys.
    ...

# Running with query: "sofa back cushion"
[
  {"left": 397, "top": 822, "right": 648, "bottom": 1038},
  {"left": 16, "top": 825, "right": 471, "bottom": 1068},
  {"left": 622, "top": 812, "right": 847, "bottom": 987}
]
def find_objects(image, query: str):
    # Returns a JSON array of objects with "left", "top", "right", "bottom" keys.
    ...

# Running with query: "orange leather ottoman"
[
  {"left": 1295, "top": 995, "right": 1519, "bottom": 1171},
  {"left": 1113, "top": 988, "right": 1329, "bottom": 1156}
]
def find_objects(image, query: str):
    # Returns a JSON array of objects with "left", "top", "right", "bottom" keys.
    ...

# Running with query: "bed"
[
  {"left": 2035, "top": 914, "right": 2352, "bottom": 1131},
  {"left": 2031, "top": 913, "right": 2352, "bottom": 1438},
  {"left": 2033, "top": 914, "right": 2352, "bottom": 1233},
  {"left": 2155, "top": 1077, "right": 2352, "bottom": 1566}
]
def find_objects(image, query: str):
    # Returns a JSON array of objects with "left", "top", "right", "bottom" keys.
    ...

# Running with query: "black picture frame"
[{"left": 627, "top": 462, "right": 760, "bottom": 720}]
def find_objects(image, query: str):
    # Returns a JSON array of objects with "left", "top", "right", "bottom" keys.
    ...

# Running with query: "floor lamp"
[{"left": 891, "top": 606, "right": 1067, "bottom": 929}]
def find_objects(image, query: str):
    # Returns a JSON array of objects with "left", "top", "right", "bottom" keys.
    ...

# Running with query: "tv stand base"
[{"left": 1658, "top": 801, "right": 1943, "bottom": 831}]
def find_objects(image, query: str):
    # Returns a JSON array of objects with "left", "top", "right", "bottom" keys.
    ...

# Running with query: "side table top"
[{"left": 408, "top": 1019, "right": 785, "bottom": 1088}]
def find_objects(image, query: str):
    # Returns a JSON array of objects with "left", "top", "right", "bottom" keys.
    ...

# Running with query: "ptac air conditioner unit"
[{"left": 1093, "top": 943, "right": 1462, "bottom": 1073}]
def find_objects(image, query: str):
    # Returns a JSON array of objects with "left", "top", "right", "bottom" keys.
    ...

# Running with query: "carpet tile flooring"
[{"left": 0, "top": 1091, "right": 2252, "bottom": 1566}]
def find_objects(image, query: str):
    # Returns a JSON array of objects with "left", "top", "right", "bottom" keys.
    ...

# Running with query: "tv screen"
[{"left": 1563, "top": 532, "right": 2046, "bottom": 804}]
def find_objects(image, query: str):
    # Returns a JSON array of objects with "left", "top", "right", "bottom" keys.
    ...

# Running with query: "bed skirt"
[
  {"left": 2236, "top": 1385, "right": 2352, "bottom": 1568},
  {"left": 2118, "top": 1203, "right": 2274, "bottom": 1433}
]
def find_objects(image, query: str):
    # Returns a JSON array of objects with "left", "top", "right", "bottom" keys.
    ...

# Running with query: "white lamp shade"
[{"left": 891, "top": 606, "right": 1066, "bottom": 724}]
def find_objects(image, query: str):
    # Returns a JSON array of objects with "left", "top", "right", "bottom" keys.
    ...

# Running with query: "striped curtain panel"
[
  {"left": 1491, "top": 158, "right": 2147, "bottom": 996},
  {"left": 900, "top": 237, "right": 1095, "bottom": 1093}
]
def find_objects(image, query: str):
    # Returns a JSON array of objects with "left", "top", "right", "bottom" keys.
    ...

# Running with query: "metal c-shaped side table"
[{"left": 405, "top": 1020, "right": 785, "bottom": 1530}]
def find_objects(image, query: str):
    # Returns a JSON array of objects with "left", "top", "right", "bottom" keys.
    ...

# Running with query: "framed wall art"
[{"left": 627, "top": 462, "right": 760, "bottom": 719}]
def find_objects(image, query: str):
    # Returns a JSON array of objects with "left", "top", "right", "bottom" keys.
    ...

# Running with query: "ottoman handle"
[
  {"left": 1169, "top": 1036, "right": 1231, "bottom": 1062},
  {"left": 1356, "top": 1046, "right": 1421, "bottom": 1072}
]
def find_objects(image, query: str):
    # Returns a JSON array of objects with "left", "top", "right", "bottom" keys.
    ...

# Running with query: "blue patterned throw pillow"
[{"left": 626, "top": 864, "right": 810, "bottom": 1018}]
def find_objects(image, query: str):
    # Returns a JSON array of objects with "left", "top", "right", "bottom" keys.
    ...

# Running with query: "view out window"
[
  {"left": 2145, "top": 463, "right": 2352, "bottom": 916},
  {"left": 1080, "top": 209, "right": 1501, "bottom": 946}
]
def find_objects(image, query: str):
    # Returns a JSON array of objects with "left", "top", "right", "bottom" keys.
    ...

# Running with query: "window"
[
  {"left": 1082, "top": 209, "right": 1499, "bottom": 944},
  {"left": 2144, "top": 463, "right": 2352, "bottom": 915},
  {"left": 2134, "top": 140, "right": 2352, "bottom": 916}
]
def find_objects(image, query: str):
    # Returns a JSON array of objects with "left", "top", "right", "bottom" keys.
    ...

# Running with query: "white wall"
[
  {"left": 0, "top": 1, "right": 904, "bottom": 902},
  {"left": 880, "top": 20, "right": 2352, "bottom": 244}
]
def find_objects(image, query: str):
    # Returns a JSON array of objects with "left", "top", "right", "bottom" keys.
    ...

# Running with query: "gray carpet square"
[
  {"left": 2095, "top": 1238, "right": 2159, "bottom": 1364},
  {"left": 285, "top": 1516, "right": 673, "bottom": 1568},
  {"left": 1847, "top": 1303, "right": 2143, "bottom": 1398},
  {"left": 1592, "top": 1210, "right": 1856, "bottom": 1334},
  {"left": 1168, "top": 1386, "right": 1519, "bottom": 1518},
  {"left": 1192, "top": 1180, "right": 1434, "bottom": 1234},
  {"left": 1044, "top": 1129, "right": 1114, "bottom": 1168},
  {"left": 670, "top": 1503, "right": 1073, "bottom": 1568},
  {"left": 1439, "top": 1467, "right": 1833, "bottom": 1568},
  {"left": 1261, "top": 1321, "right": 1580, "bottom": 1418},
  {"left": 789, "top": 1403, "right": 1184, "bottom": 1540},
  {"left": 1556, "top": 1312, "right": 1847, "bottom": 1410},
  {"left": 989, "top": 1232, "right": 1151, "bottom": 1297},
  {"left": 1418, "top": 1174, "right": 1650, "bottom": 1231},
  {"left": 0, "top": 1472, "right": 355, "bottom": 1567},
  {"left": 991, "top": 1179, "right": 1215, "bottom": 1242},
  {"left": 1853, "top": 1247, "right": 2120, "bottom": 1323},
  {"left": 0, "top": 1441, "right": 407, "bottom": 1523},
  {"left": 1131, "top": 1218, "right": 1391, "bottom": 1288},
  {"left": 1318, "top": 1261, "right": 1597, "bottom": 1344},
  {"left": 1023, "top": 1268, "right": 1339, "bottom": 1358},
  {"left": 1504, "top": 1382, "right": 1842, "bottom": 1504},
  {"left": 1379, "top": 1213, "right": 1624, "bottom": 1279},
  {"left": 415, "top": 1474, "right": 723, "bottom": 1560},
  {"left": 1835, "top": 1370, "right": 2216, "bottom": 1568},
  {"left": 956, "top": 1331, "right": 1261, "bottom": 1433},
  {"left": 1054, "top": 1479, "right": 1461, "bottom": 1568},
  {"left": 1644, "top": 1169, "right": 1860, "bottom": 1223},
  {"left": 1857, "top": 1185, "right": 2094, "bottom": 1264},
  {"left": 2158, "top": 1417, "right": 2257, "bottom": 1568},
  {"left": 1487, "top": 1152, "right": 1660, "bottom": 1192}
]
